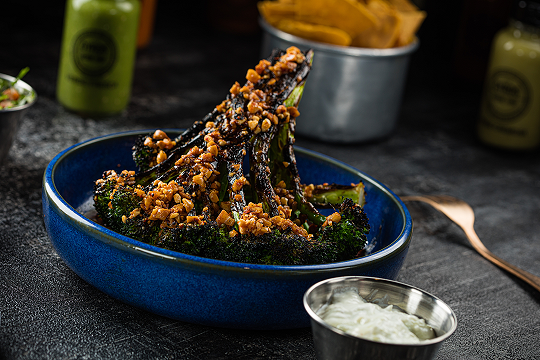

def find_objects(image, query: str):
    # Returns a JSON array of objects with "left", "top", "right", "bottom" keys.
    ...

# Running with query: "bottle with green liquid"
[
  {"left": 478, "top": 0, "right": 540, "bottom": 150},
  {"left": 56, "top": 0, "right": 140, "bottom": 116}
]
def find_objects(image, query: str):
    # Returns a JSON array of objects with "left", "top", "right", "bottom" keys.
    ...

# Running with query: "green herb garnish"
[
  {"left": 12, "top": 67, "right": 30, "bottom": 86},
  {"left": 0, "top": 67, "right": 32, "bottom": 110}
]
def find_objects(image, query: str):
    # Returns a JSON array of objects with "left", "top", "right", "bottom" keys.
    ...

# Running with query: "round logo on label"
[
  {"left": 73, "top": 30, "right": 116, "bottom": 76},
  {"left": 486, "top": 70, "right": 530, "bottom": 121}
]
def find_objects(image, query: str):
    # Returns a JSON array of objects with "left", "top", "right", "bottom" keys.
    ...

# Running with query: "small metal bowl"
[
  {"left": 0, "top": 73, "right": 37, "bottom": 162},
  {"left": 260, "top": 18, "right": 418, "bottom": 143},
  {"left": 304, "top": 276, "right": 457, "bottom": 360}
]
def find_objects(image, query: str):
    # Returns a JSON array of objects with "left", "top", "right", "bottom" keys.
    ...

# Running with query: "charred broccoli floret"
[
  {"left": 93, "top": 171, "right": 162, "bottom": 243},
  {"left": 157, "top": 224, "right": 336, "bottom": 265},
  {"left": 317, "top": 198, "right": 370, "bottom": 261},
  {"left": 93, "top": 47, "right": 370, "bottom": 265}
]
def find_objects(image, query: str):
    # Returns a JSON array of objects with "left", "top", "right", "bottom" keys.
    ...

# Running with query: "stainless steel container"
[
  {"left": 260, "top": 19, "right": 418, "bottom": 143},
  {"left": 303, "top": 276, "right": 457, "bottom": 360},
  {"left": 0, "top": 73, "right": 37, "bottom": 163}
]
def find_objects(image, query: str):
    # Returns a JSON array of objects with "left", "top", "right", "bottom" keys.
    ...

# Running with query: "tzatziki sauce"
[{"left": 316, "top": 288, "right": 435, "bottom": 344}]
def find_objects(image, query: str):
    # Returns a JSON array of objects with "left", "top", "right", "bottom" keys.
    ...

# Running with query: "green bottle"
[
  {"left": 478, "top": 0, "right": 540, "bottom": 150},
  {"left": 56, "top": 0, "right": 140, "bottom": 116}
]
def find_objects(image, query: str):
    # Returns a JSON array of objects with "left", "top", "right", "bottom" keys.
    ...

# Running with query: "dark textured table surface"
[{"left": 2, "top": 2, "right": 540, "bottom": 359}]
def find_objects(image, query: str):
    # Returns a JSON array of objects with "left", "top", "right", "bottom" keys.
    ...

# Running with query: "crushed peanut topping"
[
  {"left": 322, "top": 212, "right": 342, "bottom": 228},
  {"left": 100, "top": 47, "right": 323, "bottom": 239}
]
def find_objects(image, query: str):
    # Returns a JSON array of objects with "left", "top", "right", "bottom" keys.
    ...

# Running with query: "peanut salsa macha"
[{"left": 93, "top": 47, "right": 370, "bottom": 265}]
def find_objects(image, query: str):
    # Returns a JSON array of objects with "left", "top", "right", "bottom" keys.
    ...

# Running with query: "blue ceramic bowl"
[{"left": 42, "top": 130, "right": 413, "bottom": 330}]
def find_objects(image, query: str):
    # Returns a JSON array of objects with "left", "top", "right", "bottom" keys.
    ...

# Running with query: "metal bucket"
[{"left": 260, "top": 18, "right": 419, "bottom": 143}]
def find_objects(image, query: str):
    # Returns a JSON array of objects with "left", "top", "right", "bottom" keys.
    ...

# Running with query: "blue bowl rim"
[{"left": 43, "top": 129, "right": 413, "bottom": 274}]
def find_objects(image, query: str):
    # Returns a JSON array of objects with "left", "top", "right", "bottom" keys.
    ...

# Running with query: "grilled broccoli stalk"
[
  {"left": 93, "top": 47, "right": 370, "bottom": 265},
  {"left": 303, "top": 182, "right": 366, "bottom": 208},
  {"left": 132, "top": 109, "right": 220, "bottom": 172}
]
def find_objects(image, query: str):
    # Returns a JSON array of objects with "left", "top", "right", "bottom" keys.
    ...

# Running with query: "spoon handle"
[{"left": 462, "top": 226, "right": 540, "bottom": 292}]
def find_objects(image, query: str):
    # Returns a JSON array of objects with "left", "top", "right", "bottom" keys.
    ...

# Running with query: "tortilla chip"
[
  {"left": 258, "top": 1, "right": 297, "bottom": 26},
  {"left": 394, "top": 10, "right": 426, "bottom": 46},
  {"left": 275, "top": 19, "right": 352, "bottom": 46},
  {"left": 295, "top": 0, "right": 379, "bottom": 38},
  {"left": 257, "top": 0, "right": 425, "bottom": 49},
  {"left": 352, "top": 0, "right": 401, "bottom": 48},
  {"left": 386, "top": 0, "right": 419, "bottom": 12}
]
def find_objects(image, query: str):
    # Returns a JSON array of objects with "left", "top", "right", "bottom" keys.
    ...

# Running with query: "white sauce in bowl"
[{"left": 316, "top": 288, "right": 435, "bottom": 344}]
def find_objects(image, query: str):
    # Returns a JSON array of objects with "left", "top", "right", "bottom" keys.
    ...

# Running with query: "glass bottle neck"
[
  {"left": 510, "top": 19, "right": 540, "bottom": 33},
  {"left": 508, "top": 19, "right": 540, "bottom": 42}
]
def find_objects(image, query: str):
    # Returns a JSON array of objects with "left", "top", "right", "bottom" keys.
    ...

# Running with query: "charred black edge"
[
  {"left": 251, "top": 128, "right": 281, "bottom": 217},
  {"left": 284, "top": 118, "right": 323, "bottom": 222},
  {"left": 247, "top": 48, "right": 314, "bottom": 218},
  {"left": 226, "top": 143, "right": 248, "bottom": 215}
]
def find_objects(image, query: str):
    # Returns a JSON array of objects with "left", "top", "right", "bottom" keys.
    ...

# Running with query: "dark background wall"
[{"left": 3, "top": 0, "right": 516, "bottom": 114}]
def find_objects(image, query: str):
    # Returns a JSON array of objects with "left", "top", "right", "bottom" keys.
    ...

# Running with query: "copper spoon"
[{"left": 402, "top": 195, "right": 540, "bottom": 292}]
